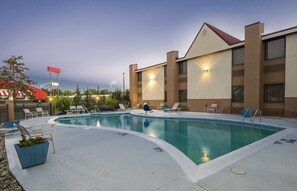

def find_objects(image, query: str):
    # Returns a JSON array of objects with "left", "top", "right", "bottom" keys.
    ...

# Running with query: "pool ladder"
[
  {"left": 83, "top": 105, "right": 101, "bottom": 114},
  {"left": 242, "top": 108, "right": 262, "bottom": 126},
  {"left": 83, "top": 105, "right": 90, "bottom": 114}
]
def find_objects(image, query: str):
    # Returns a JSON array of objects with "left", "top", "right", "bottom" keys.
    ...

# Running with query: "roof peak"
[{"left": 204, "top": 23, "right": 241, "bottom": 45}]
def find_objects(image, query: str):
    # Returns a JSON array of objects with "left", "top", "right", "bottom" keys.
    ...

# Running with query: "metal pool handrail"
[
  {"left": 242, "top": 108, "right": 252, "bottom": 125},
  {"left": 252, "top": 108, "right": 262, "bottom": 123},
  {"left": 83, "top": 105, "right": 90, "bottom": 114}
]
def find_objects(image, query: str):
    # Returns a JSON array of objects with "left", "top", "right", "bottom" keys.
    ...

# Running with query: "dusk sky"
[{"left": 1, "top": 0, "right": 297, "bottom": 90}]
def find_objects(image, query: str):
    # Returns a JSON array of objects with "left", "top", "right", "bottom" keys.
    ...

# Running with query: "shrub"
[{"left": 54, "top": 95, "right": 72, "bottom": 113}]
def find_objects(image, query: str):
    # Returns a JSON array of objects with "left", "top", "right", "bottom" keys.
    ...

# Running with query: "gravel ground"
[{"left": 0, "top": 131, "right": 24, "bottom": 191}]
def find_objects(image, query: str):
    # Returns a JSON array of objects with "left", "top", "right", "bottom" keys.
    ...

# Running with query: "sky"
[{"left": 1, "top": 0, "right": 297, "bottom": 90}]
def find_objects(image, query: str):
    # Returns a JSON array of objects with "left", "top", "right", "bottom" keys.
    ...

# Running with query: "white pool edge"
[{"left": 49, "top": 113, "right": 296, "bottom": 183}]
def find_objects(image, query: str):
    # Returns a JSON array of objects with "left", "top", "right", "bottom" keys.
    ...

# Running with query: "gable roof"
[
  {"left": 184, "top": 23, "right": 241, "bottom": 59},
  {"left": 204, "top": 23, "right": 241, "bottom": 45}
]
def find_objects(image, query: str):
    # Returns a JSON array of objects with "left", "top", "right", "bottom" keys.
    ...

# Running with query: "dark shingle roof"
[{"left": 205, "top": 23, "right": 241, "bottom": 45}]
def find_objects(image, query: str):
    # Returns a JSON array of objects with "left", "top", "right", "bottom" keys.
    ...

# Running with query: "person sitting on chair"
[{"left": 143, "top": 103, "right": 152, "bottom": 115}]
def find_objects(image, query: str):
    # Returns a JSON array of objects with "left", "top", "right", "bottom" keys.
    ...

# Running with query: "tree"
[
  {"left": 83, "top": 88, "right": 95, "bottom": 111},
  {"left": 41, "top": 88, "right": 50, "bottom": 95},
  {"left": 62, "top": 90, "right": 73, "bottom": 96},
  {"left": 73, "top": 84, "right": 82, "bottom": 106},
  {"left": 0, "top": 56, "right": 34, "bottom": 103},
  {"left": 100, "top": 88, "right": 110, "bottom": 95}
]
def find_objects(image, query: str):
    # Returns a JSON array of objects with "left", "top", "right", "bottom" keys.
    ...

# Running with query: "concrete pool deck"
[{"left": 5, "top": 111, "right": 297, "bottom": 191}]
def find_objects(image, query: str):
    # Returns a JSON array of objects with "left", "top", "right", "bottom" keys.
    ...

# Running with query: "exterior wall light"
[{"left": 203, "top": 69, "right": 209, "bottom": 73}]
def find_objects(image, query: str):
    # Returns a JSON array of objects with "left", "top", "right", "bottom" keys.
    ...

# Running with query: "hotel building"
[{"left": 129, "top": 22, "right": 297, "bottom": 117}]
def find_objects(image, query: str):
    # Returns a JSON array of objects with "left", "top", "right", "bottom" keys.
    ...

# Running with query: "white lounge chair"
[
  {"left": 67, "top": 106, "right": 77, "bottom": 114},
  {"left": 164, "top": 103, "right": 181, "bottom": 112},
  {"left": 207, "top": 103, "right": 217, "bottom": 113},
  {"left": 23, "top": 109, "right": 38, "bottom": 119},
  {"left": 118, "top": 103, "right": 129, "bottom": 111},
  {"left": 36, "top": 107, "right": 49, "bottom": 117},
  {"left": 76, "top": 105, "right": 85, "bottom": 113}
]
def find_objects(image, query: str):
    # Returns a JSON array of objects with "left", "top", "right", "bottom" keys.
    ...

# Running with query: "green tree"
[
  {"left": 73, "top": 84, "right": 82, "bottom": 106},
  {"left": 62, "top": 90, "right": 73, "bottom": 96},
  {"left": 100, "top": 88, "right": 110, "bottom": 95},
  {"left": 96, "top": 85, "right": 100, "bottom": 95},
  {"left": 41, "top": 88, "right": 50, "bottom": 95},
  {"left": 83, "top": 87, "right": 95, "bottom": 111},
  {"left": 111, "top": 88, "right": 122, "bottom": 100},
  {"left": 87, "top": 88, "right": 97, "bottom": 95},
  {"left": 0, "top": 56, "right": 34, "bottom": 103}
]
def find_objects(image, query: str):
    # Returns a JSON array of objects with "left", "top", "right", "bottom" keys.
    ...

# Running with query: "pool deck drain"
[
  {"left": 230, "top": 168, "right": 246, "bottom": 175},
  {"left": 5, "top": 112, "right": 297, "bottom": 191}
]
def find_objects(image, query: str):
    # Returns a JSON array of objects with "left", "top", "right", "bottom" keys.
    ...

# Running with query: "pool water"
[{"left": 56, "top": 114, "right": 282, "bottom": 165}]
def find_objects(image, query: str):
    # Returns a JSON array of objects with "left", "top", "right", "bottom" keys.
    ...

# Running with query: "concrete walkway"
[{"left": 5, "top": 112, "right": 297, "bottom": 191}]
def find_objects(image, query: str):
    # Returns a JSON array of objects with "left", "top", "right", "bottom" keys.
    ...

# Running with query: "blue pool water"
[{"left": 56, "top": 114, "right": 283, "bottom": 165}]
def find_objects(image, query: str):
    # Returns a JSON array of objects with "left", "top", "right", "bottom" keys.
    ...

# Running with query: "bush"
[
  {"left": 54, "top": 96, "right": 72, "bottom": 113},
  {"left": 106, "top": 96, "right": 118, "bottom": 109}
]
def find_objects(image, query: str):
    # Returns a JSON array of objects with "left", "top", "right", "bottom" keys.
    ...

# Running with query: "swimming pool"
[{"left": 55, "top": 114, "right": 283, "bottom": 165}]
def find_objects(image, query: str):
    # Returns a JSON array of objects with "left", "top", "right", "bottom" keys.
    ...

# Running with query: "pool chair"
[
  {"left": 66, "top": 106, "right": 77, "bottom": 114},
  {"left": 0, "top": 120, "right": 20, "bottom": 136},
  {"left": 164, "top": 103, "right": 181, "bottom": 112},
  {"left": 118, "top": 103, "right": 129, "bottom": 111},
  {"left": 16, "top": 124, "right": 56, "bottom": 154},
  {"left": 36, "top": 107, "right": 49, "bottom": 117},
  {"left": 207, "top": 103, "right": 217, "bottom": 113},
  {"left": 143, "top": 103, "right": 153, "bottom": 115},
  {"left": 76, "top": 105, "right": 85, "bottom": 113},
  {"left": 23, "top": 109, "right": 38, "bottom": 119}
]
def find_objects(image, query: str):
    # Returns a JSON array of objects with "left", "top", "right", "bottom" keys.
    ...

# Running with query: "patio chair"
[
  {"left": 207, "top": 103, "right": 217, "bottom": 113},
  {"left": 164, "top": 103, "right": 181, "bottom": 112},
  {"left": 76, "top": 105, "right": 85, "bottom": 113},
  {"left": 118, "top": 103, "right": 129, "bottom": 111},
  {"left": 0, "top": 120, "right": 20, "bottom": 136},
  {"left": 23, "top": 109, "right": 38, "bottom": 119},
  {"left": 143, "top": 103, "right": 153, "bottom": 115},
  {"left": 36, "top": 107, "right": 49, "bottom": 117},
  {"left": 66, "top": 106, "right": 77, "bottom": 114},
  {"left": 16, "top": 124, "right": 56, "bottom": 154},
  {"left": 157, "top": 103, "right": 164, "bottom": 110}
]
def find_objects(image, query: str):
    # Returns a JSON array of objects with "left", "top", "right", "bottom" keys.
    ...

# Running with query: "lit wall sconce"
[
  {"left": 203, "top": 69, "right": 209, "bottom": 73},
  {"left": 148, "top": 75, "right": 155, "bottom": 86}
]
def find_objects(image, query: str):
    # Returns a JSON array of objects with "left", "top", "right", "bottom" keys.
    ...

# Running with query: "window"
[
  {"left": 137, "top": 72, "right": 142, "bottom": 82},
  {"left": 179, "top": 61, "right": 187, "bottom": 74},
  {"left": 164, "top": 91, "right": 167, "bottom": 102},
  {"left": 164, "top": 65, "right": 167, "bottom": 78},
  {"left": 179, "top": 90, "right": 187, "bottom": 102},
  {"left": 265, "top": 38, "right": 285, "bottom": 60},
  {"left": 232, "top": 47, "right": 244, "bottom": 65},
  {"left": 264, "top": 84, "right": 284, "bottom": 103},
  {"left": 232, "top": 86, "right": 244, "bottom": 103}
]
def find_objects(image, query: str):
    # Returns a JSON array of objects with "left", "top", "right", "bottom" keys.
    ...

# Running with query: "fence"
[{"left": 0, "top": 102, "right": 50, "bottom": 123}]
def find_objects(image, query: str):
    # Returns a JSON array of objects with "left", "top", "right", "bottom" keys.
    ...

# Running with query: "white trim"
[{"left": 262, "top": 27, "right": 297, "bottom": 40}]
